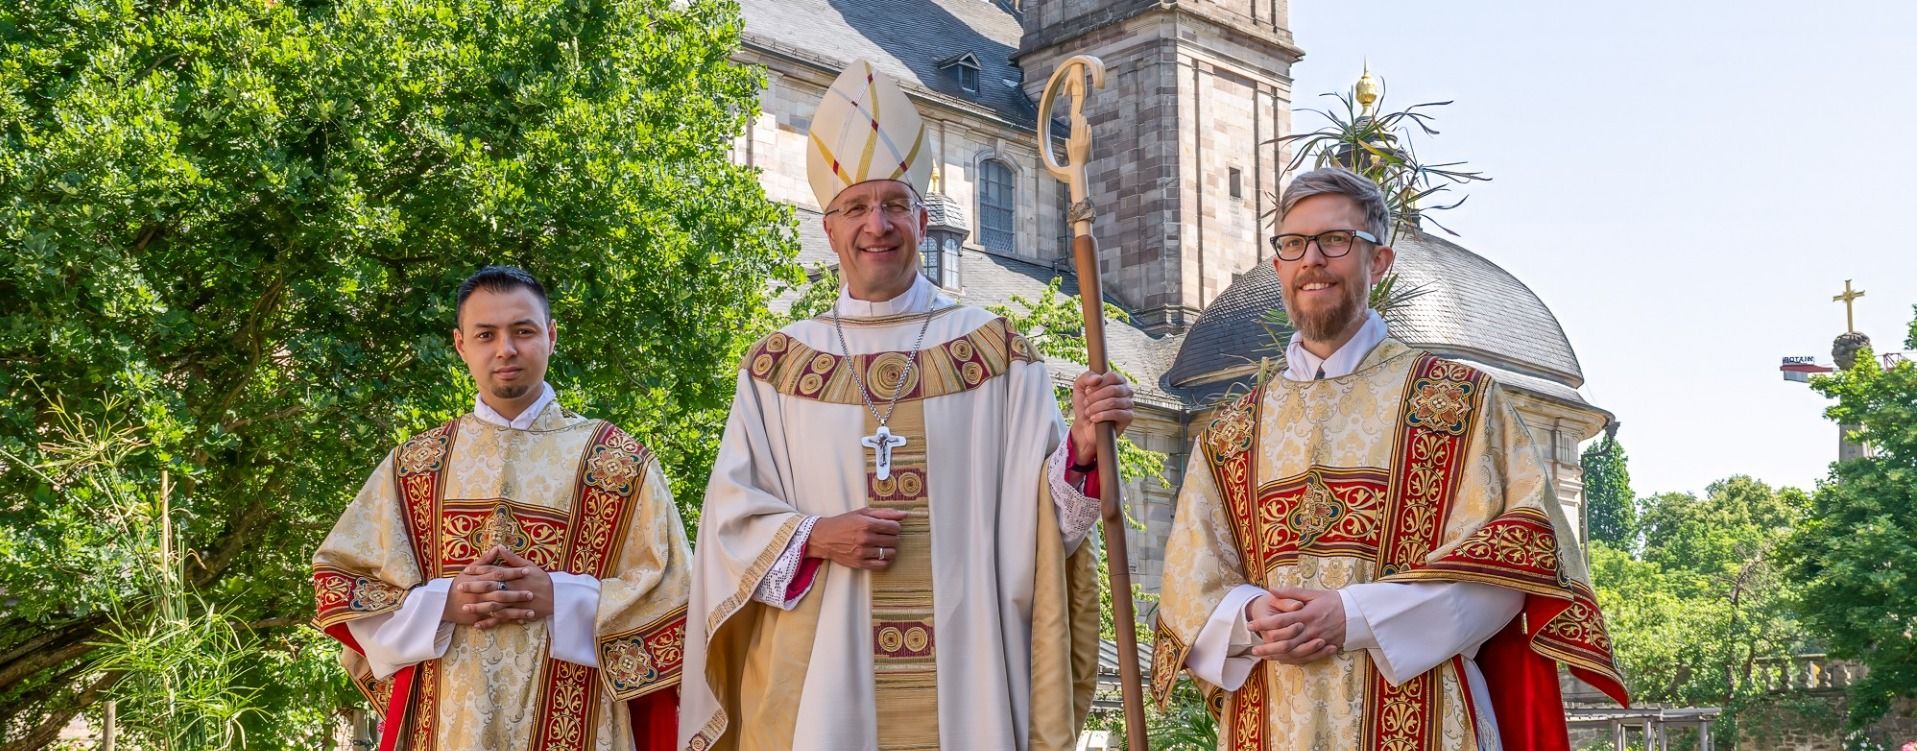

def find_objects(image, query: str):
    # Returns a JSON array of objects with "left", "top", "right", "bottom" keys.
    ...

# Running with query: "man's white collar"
[
  {"left": 836, "top": 273, "right": 935, "bottom": 318},
  {"left": 1283, "top": 310, "right": 1388, "bottom": 381},
  {"left": 474, "top": 382, "right": 556, "bottom": 430}
]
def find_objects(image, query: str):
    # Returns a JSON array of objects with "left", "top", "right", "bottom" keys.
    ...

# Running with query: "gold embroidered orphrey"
[{"left": 1149, "top": 346, "right": 1629, "bottom": 751}]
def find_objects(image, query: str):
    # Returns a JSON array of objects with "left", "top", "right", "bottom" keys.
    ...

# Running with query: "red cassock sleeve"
[
  {"left": 628, "top": 690, "right": 680, "bottom": 751},
  {"left": 1477, "top": 596, "right": 1629, "bottom": 751},
  {"left": 1065, "top": 440, "right": 1101, "bottom": 499}
]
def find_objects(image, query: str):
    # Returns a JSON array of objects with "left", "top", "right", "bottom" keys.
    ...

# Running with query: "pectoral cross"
[
  {"left": 1833, "top": 279, "right": 1866, "bottom": 334},
  {"left": 860, "top": 425, "right": 908, "bottom": 480}
]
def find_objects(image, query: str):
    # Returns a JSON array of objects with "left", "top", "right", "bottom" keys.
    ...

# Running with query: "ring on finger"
[{"left": 497, "top": 581, "right": 508, "bottom": 592}]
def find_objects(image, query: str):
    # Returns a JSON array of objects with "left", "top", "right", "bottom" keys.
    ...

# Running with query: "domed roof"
[
  {"left": 1166, "top": 227, "right": 1585, "bottom": 390},
  {"left": 921, "top": 190, "right": 968, "bottom": 232}
]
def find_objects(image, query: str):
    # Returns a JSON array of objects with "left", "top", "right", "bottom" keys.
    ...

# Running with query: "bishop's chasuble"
[
  {"left": 1152, "top": 338, "right": 1629, "bottom": 751},
  {"left": 680, "top": 285, "right": 1101, "bottom": 751},
  {"left": 313, "top": 400, "right": 692, "bottom": 751}
]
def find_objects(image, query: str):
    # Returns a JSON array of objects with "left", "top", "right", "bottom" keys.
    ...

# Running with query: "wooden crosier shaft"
[
  {"left": 1074, "top": 232, "right": 1148, "bottom": 751},
  {"left": 1043, "top": 53, "right": 1147, "bottom": 751}
]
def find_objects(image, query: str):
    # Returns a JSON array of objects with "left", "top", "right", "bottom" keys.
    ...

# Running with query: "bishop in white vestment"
[{"left": 678, "top": 60, "right": 1133, "bottom": 751}]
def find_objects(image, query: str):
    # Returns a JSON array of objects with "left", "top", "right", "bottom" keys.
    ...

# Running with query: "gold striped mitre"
[{"left": 806, "top": 59, "right": 932, "bottom": 210}]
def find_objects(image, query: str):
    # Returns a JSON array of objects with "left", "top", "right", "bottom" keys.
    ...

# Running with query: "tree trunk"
[{"left": 0, "top": 672, "right": 119, "bottom": 751}]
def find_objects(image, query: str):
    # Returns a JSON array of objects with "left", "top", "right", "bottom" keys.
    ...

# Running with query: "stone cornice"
[{"left": 1015, "top": 2, "right": 1304, "bottom": 64}]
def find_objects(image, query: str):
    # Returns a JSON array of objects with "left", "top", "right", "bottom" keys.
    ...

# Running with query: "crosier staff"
[{"left": 1039, "top": 54, "right": 1146, "bottom": 751}]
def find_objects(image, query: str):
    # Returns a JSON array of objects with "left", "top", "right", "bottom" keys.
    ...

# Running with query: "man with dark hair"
[
  {"left": 313, "top": 265, "right": 690, "bottom": 751},
  {"left": 454, "top": 264, "right": 550, "bottom": 328}
]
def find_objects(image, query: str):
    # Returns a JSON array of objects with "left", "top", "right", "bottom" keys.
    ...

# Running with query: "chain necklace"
[{"left": 832, "top": 295, "right": 942, "bottom": 480}]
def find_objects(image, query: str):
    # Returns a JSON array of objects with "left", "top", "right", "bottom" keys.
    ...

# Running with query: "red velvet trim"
[
  {"left": 786, "top": 556, "right": 824, "bottom": 600},
  {"left": 1476, "top": 596, "right": 1616, "bottom": 751},
  {"left": 627, "top": 689, "right": 680, "bottom": 751},
  {"left": 322, "top": 622, "right": 365, "bottom": 656},
  {"left": 378, "top": 665, "right": 416, "bottom": 751},
  {"left": 1066, "top": 440, "right": 1100, "bottom": 498}
]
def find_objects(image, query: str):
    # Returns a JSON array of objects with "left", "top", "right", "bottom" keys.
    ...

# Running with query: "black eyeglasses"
[{"left": 1268, "top": 229, "right": 1380, "bottom": 262}]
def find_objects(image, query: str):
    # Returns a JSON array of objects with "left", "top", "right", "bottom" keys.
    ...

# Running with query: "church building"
[{"left": 729, "top": 0, "right": 1609, "bottom": 596}]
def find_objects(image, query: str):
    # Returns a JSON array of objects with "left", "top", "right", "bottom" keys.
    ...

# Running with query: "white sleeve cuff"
[
  {"left": 1184, "top": 584, "right": 1268, "bottom": 690},
  {"left": 1340, "top": 588, "right": 1378, "bottom": 651},
  {"left": 345, "top": 578, "right": 455, "bottom": 680},
  {"left": 1046, "top": 441, "right": 1102, "bottom": 554},
  {"left": 752, "top": 515, "right": 819, "bottom": 610},
  {"left": 1343, "top": 581, "right": 1522, "bottom": 686},
  {"left": 548, "top": 572, "right": 602, "bottom": 667}
]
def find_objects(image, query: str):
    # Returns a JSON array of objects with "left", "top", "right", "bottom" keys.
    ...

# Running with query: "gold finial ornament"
[{"left": 1355, "top": 61, "right": 1381, "bottom": 115}]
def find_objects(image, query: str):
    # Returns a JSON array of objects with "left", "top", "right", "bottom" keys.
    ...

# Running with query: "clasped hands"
[
  {"left": 443, "top": 545, "right": 555, "bottom": 629},
  {"left": 1244, "top": 587, "right": 1347, "bottom": 665}
]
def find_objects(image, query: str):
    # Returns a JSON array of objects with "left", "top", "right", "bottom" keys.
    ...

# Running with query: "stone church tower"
[{"left": 1015, "top": 1, "right": 1304, "bottom": 334}]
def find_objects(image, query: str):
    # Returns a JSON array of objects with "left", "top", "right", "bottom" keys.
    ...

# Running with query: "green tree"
[
  {"left": 988, "top": 277, "right": 1168, "bottom": 491},
  {"left": 1581, "top": 431, "right": 1637, "bottom": 548},
  {"left": 1592, "top": 476, "right": 1811, "bottom": 747},
  {"left": 1787, "top": 315, "right": 1917, "bottom": 729},
  {"left": 0, "top": 0, "right": 797, "bottom": 745}
]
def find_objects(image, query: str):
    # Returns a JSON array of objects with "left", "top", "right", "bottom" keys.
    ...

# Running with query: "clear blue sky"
[{"left": 1287, "top": 0, "right": 1917, "bottom": 497}]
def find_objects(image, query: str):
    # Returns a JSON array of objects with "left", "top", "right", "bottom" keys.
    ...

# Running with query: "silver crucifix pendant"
[{"left": 860, "top": 425, "right": 909, "bottom": 480}]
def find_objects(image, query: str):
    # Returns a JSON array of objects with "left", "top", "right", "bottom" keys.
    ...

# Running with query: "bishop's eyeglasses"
[
  {"left": 826, "top": 198, "right": 920, "bottom": 222},
  {"left": 1268, "top": 229, "right": 1380, "bottom": 262}
]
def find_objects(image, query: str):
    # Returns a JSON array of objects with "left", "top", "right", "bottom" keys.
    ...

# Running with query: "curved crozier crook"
[{"left": 1037, "top": 55, "right": 1106, "bottom": 192}]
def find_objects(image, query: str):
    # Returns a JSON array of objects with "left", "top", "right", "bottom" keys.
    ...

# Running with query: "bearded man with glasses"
[{"left": 1152, "top": 167, "right": 1629, "bottom": 751}]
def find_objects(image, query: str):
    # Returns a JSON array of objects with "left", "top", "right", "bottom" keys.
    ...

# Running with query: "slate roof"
[
  {"left": 1389, "top": 229, "right": 1584, "bottom": 385},
  {"left": 738, "top": 0, "right": 1036, "bottom": 127},
  {"left": 923, "top": 191, "right": 969, "bottom": 230},
  {"left": 1166, "top": 227, "right": 1586, "bottom": 392}
]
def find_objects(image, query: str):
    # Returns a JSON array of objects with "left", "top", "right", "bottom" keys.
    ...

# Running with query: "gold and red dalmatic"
[
  {"left": 311, "top": 419, "right": 678, "bottom": 751},
  {"left": 1353, "top": 355, "right": 1492, "bottom": 751},
  {"left": 597, "top": 607, "right": 689, "bottom": 700},
  {"left": 1153, "top": 352, "right": 1628, "bottom": 751}
]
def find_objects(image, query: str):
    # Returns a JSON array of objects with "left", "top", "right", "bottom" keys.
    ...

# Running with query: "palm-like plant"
[
  {"left": 1272, "top": 75, "right": 1488, "bottom": 242},
  {"left": 1257, "top": 71, "right": 1484, "bottom": 357}
]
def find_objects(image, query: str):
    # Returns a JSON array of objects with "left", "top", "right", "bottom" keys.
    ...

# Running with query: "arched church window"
[
  {"left": 920, "top": 235, "right": 961, "bottom": 289},
  {"left": 978, "top": 158, "right": 1015, "bottom": 253}
]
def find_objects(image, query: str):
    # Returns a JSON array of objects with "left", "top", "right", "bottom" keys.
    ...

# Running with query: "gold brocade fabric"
[
  {"left": 1152, "top": 340, "right": 1625, "bottom": 751},
  {"left": 865, "top": 403, "right": 939, "bottom": 750},
  {"left": 312, "top": 402, "right": 692, "bottom": 751}
]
